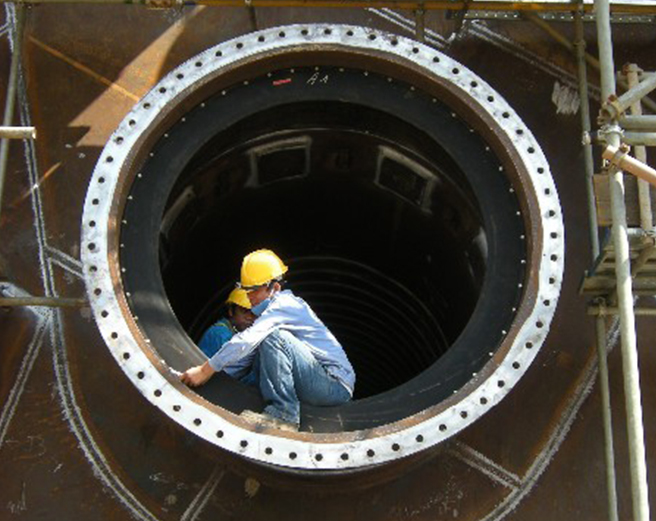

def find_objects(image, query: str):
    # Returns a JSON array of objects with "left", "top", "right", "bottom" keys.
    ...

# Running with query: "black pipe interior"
[{"left": 121, "top": 66, "right": 525, "bottom": 430}]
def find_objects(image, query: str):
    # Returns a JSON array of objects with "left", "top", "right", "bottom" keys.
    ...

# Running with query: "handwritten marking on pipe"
[{"left": 273, "top": 78, "right": 292, "bottom": 86}]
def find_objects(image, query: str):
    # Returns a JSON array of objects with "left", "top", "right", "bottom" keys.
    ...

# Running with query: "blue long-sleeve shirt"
[
  {"left": 208, "top": 290, "right": 355, "bottom": 394},
  {"left": 198, "top": 317, "right": 234, "bottom": 358}
]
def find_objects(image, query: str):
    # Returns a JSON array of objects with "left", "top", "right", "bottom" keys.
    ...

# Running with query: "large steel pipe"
[{"left": 80, "top": 25, "right": 564, "bottom": 471}]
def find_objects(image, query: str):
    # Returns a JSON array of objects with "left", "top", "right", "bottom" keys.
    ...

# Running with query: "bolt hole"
[
  {"left": 216, "top": 430, "right": 224, "bottom": 438},
  {"left": 173, "top": 405, "right": 181, "bottom": 412},
  {"left": 128, "top": 120, "right": 136, "bottom": 126},
  {"left": 106, "top": 156, "right": 113, "bottom": 163},
  {"left": 439, "top": 424, "right": 447, "bottom": 431},
  {"left": 392, "top": 443, "right": 400, "bottom": 451},
  {"left": 92, "top": 199, "right": 99, "bottom": 205},
  {"left": 545, "top": 188, "right": 551, "bottom": 195},
  {"left": 315, "top": 454, "right": 323, "bottom": 461},
  {"left": 550, "top": 232, "right": 558, "bottom": 239},
  {"left": 240, "top": 440, "right": 248, "bottom": 448},
  {"left": 115, "top": 136, "right": 124, "bottom": 144},
  {"left": 549, "top": 277, "right": 556, "bottom": 284},
  {"left": 528, "top": 147, "right": 535, "bottom": 154},
  {"left": 265, "top": 447, "right": 273, "bottom": 455},
  {"left": 122, "top": 352, "right": 130, "bottom": 360},
  {"left": 215, "top": 50, "right": 223, "bottom": 57},
  {"left": 258, "top": 35, "right": 265, "bottom": 42},
  {"left": 526, "top": 341, "right": 534, "bottom": 349},
  {"left": 176, "top": 73, "right": 184, "bottom": 79},
  {"left": 159, "top": 87, "right": 166, "bottom": 94},
  {"left": 544, "top": 299, "right": 551, "bottom": 306},
  {"left": 236, "top": 42, "right": 244, "bottom": 49},
  {"left": 194, "top": 418, "right": 202, "bottom": 426},
  {"left": 324, "top": 28, "right": 332, "bottom": 35},
  {"left": 137, "top": 371, "right": 145, "bottom": 379},
  {"left": 487, "top": 95, "right": 495, "bottom": 102},
  {"left": 111, "top": 332, "right": 118, "bottom": 339},
  {"left": 301, "top": 29, "right": 309, "bottom": 35},
  {"left": 502, "top": 112, "right": 510, "bottom": 118},
  {"left": 100, "top": 310, "right": 108, "bottom": 317},
  {"left": 452, "top": 67, "right": 460, "bottom": 74},
  {"left": 94, "top": 288, "right": 101, "bottom": 296},
  {"left": 195, "top": 61, "right": 203, "bottom": 67},
  {"left": 538, "top": 167, "right": 545, "bottom": 174},
  {"left": 98, "top": 177, "right": 105, "bottom": 184},
  {"left": 368, "top": 33, "right": 376, "bottom": 40},
  {"left": 480, "top": 397, "right": 488, "bottom": 405},
  {"left": 347, "top": 30, "right": 354, "bottom": 37},
  {"left": 470, "top": 80, "right": 477, "bottom": 87},
  {"left": 412, "top": 47, "right": 419, "bottom": 54},
  {"left": 154, "top": 389, "right": 162, "bottom": 397},
  {"left": 367, "top": 449, "right": 375, "bottom": 457},
  {"left": 498, "top": 380, "right": 505, "bottom": 387},
  {"left": 537, "top": 321, "right": 544, "bottom": 328},
  {"left": 460, "top": 411, "right": 468, "bottom": 418},
  {"left": 341, "top": 453, "right": 349, "bottom": 461},
  {"left": 516, "top": 129, "right": 524, "bottom": 135},
  {"left": 512, "top": 362, "right": 520, "bottom": 369},
  {"left": 551, "top": 254, "right": 558, "bottom": 261},
  {"left": 289, "top": 452, "right": 297, "bottom": 460},
  {"left": 279, "top": 31, "right": 286, "bottom": 38},
  {"left": 390, "top": 38, "right": 398, "bottom": 45},
  {"left": 416, "top": 435, "right": 424, "bottom": 443},
  {"left": 90, "top": 266, "right": 98, "bottom": 272}
]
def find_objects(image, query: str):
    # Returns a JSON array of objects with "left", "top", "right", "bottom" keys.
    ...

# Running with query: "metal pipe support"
[
  {"left": 0, "top": 125, "right": 35, "bottom": 139},
  {"left": 602, "top": 72, "right": 656, "bottom": 121},
  {"left": 596, "top": 0, "right": 651, "bottom": 518},
  {"left": 620, "top": 115, "right": 656, "bottom": 131},
  {"left": 603, "top": 144, "right": 656, "bottom": 188},
  {"left": 0, "top": 296, "right": 87, "bottom": 307}
]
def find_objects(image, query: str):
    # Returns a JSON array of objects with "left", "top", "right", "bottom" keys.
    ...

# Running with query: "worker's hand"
[{"left": 180, "top": 362, "right": 215, "bottom": 387}]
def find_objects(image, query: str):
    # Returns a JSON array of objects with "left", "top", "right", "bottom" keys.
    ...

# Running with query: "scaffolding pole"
[
  {"left": 574, "top": 9, "right": 618, "bottom": 521},
  {"left": 595, "top": 1, "right": 651, "bottom": 521}
]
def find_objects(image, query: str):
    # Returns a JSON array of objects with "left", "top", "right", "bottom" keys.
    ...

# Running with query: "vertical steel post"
[
  {"left": 575, "top": 9, "right": 619, "bottom": 521},
  {"left": 574, "top": 8, "right": 600, "bottom": 258},
  {"left": 595, "top": 1, "right": 651, "bottom": 520},
  {"left": 0, "top": 3, "right": 25, "bottom": 218}
]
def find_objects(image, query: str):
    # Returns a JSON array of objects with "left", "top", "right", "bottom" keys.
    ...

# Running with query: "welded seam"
[
  {"left": 466, "top": 21, "right": 601, "bottom": 100},
  {"left": 28, "top": 36, "right": 140, "bottom": 102},
  {"left": 368, "top": 8, "right": 449, "bottom": 49},
  {"left": 9, "top": 5, "right": 162, "bottom": 519},
  {"left": 448, "top": 441, "right": 521, "bottom": 490},
  {"left": 478, "top": 317, "right": 621, "bottom": 521},
  {"left": 45, "top": 244, "right": 84, "bottom": 279},
  {"left": 0, "top": 313, "right": 50, "bottom": 450},
  {"left": 180, "top": 465, "right": 225, "bottom": 521}
]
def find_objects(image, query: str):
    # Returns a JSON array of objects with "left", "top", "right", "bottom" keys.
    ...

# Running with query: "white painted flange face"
[{"left": 81, "top": 24, "right": 564, "bottom": 470}]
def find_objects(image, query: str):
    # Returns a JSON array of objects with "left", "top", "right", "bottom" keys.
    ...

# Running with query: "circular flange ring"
[{"left": 81, "top": 24, "right": 564, "bottom": 470}]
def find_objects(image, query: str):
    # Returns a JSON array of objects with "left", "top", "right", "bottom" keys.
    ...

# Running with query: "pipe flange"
[{"left": 81, "top": 24, "right": 564, "bottom": 470}]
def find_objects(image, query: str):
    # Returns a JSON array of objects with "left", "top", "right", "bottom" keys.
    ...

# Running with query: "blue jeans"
[{"left": 258, "top": 329, "right": 351, "bottom": 425}]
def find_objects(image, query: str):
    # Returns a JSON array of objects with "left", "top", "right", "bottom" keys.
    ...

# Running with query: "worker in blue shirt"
[
  {"left": 181, "top": 249, "right": 355, "bottom": 432},
  {"left": 198, "top": 288, "right": 255, "bottom": 358}
]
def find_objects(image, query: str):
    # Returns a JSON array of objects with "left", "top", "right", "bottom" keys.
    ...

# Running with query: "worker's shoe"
[{"left": 240, "top": 410, "right": 298, "bottom": 433}]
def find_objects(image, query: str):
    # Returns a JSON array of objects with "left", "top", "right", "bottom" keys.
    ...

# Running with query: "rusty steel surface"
[{"left": 0, "top": 3, "right": 655, "bottom": 520}]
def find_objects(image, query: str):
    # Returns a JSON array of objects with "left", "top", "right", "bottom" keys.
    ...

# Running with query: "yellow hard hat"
[
  {"left": 240, "top": 249, "right": 288, "bottom": 289},
  {"left": 226, "top": 288, "right": 252, "bottom": 309}
]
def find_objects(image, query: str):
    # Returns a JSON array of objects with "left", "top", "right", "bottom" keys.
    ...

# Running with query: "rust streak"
[{"left": 28, "top": 37, "right": 140, "bottom": 102}]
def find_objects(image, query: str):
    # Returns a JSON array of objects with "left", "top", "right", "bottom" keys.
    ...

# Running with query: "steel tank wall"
[{"left": 0, "top": 4, "right": 655, "bottom": 520}]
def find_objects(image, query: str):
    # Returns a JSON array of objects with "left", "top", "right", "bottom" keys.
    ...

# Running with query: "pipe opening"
[{"left": 120, "top": 66, "right": 525, "bottom": 431}]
